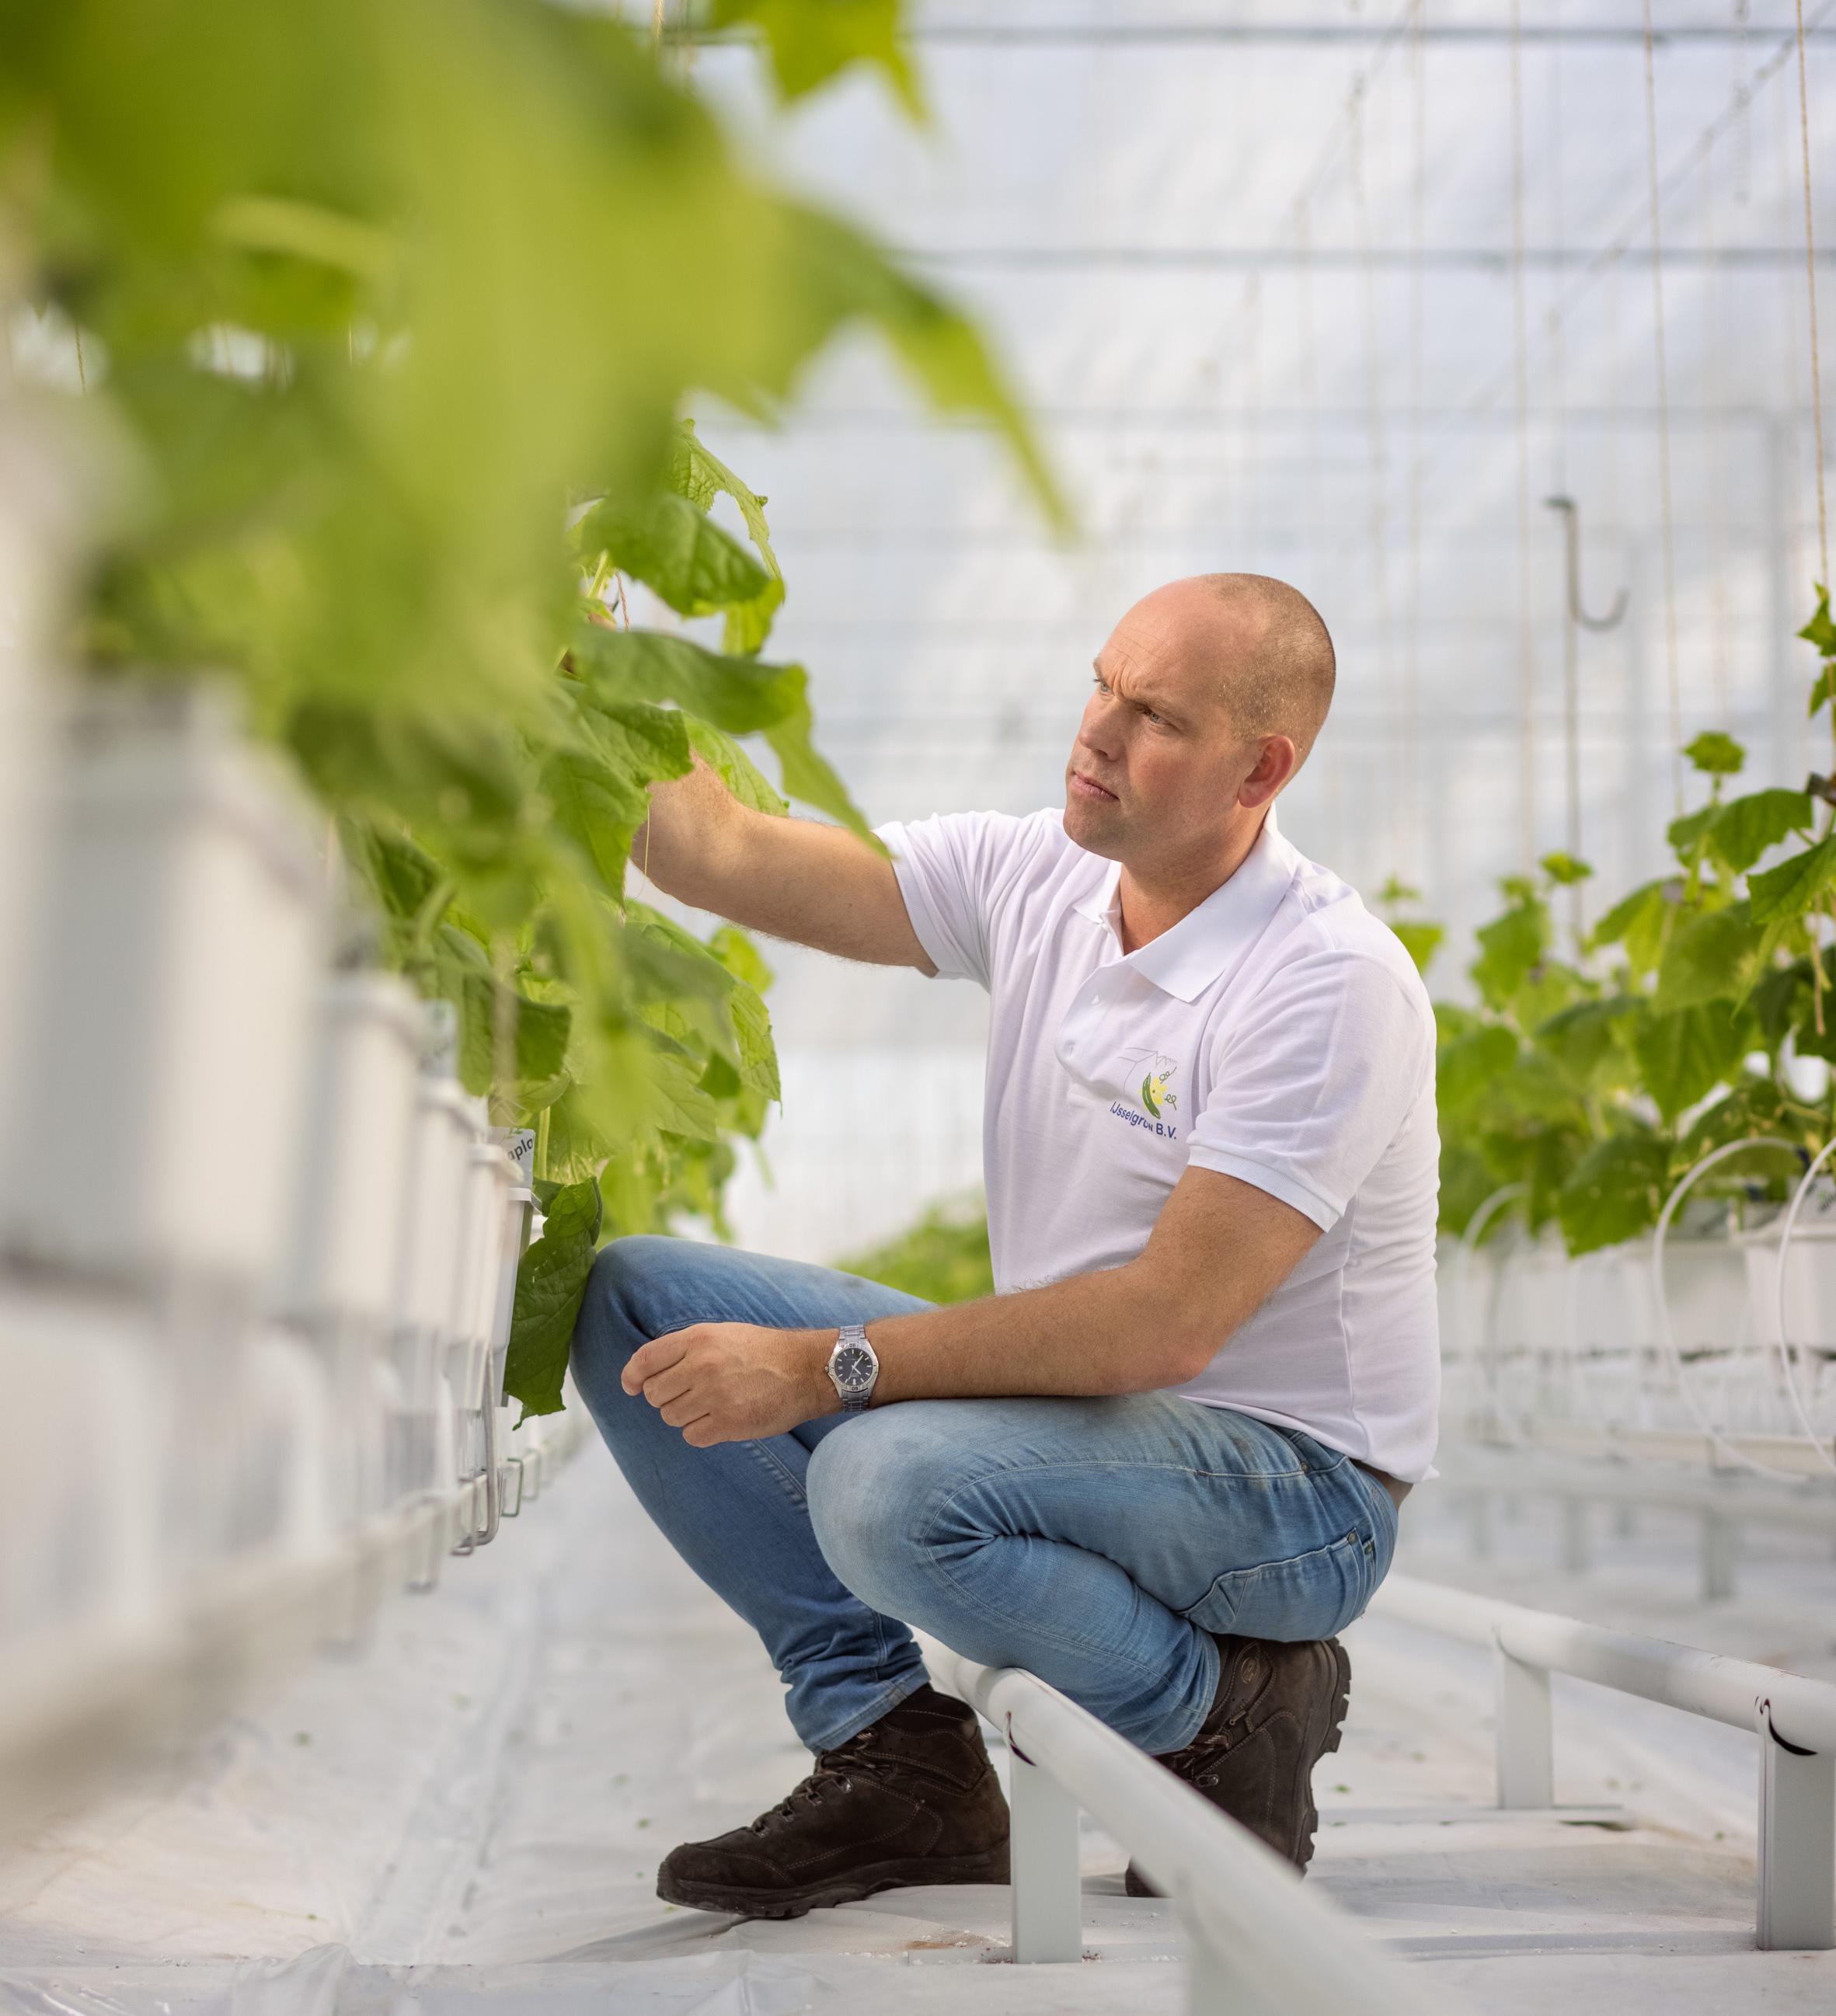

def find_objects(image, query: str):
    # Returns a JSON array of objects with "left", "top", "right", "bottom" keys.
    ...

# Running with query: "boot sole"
[{"left": 657, "top": 1844, "right": 1012, "bottom": 1920}]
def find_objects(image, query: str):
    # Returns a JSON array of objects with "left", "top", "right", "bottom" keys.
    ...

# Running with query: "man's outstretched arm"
[
  {"left": 635, "top": 757, "right": 935, "bottom": 972},
  {"left": 621, "top": 1166, "right": 1321, "bottom": 1445}
]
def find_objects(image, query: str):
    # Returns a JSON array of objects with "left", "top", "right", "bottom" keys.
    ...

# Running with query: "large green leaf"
[
  {"left": 504, "top": 1176, "right": 604, "bottom": 1422},
  {"left": 1437, "top": 1025, "right": 1517, "bottom": 1112},
  {"left": 667, "top": 420, "right": 786, "bottom": 655},
  {"left": 1557, "top": 1135, "right": 1672, "bottom": 1255},
  {"left": 1631, "top": 1001, "right": 1751, "bottom": 1122},
  {"left": 580, "top": 490, "right": 775, "bottom": 623},
  {"left": 575, "top": 627, "right": 803, "bottom": 733},
  {"left": 1709, "top": 789, "right": 1813, "bottom": 874},
  {"left": 1653, "top": 902, "right": 1763, "bottom": 1015},
  {"left": 1748, "top": 832, "right": 1836, "bottom": 924}
]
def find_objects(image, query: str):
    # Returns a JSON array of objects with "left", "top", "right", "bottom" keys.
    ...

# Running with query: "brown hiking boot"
[
  {"left": 656, "top": 1684, "right": 1011, "bottom": 1918},
  {"left": 1126, "top": 1634, "right": 1351, "bottom": 1895}
]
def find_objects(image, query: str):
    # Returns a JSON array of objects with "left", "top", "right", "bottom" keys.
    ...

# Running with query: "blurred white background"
[{"left": 633, "top": 2, "right": 1836, "bottom": 1262}]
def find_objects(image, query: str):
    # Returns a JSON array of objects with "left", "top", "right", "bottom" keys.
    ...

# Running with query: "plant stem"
[{"left": 535, "top": 1103, "right": 551, "bottom": 1184}]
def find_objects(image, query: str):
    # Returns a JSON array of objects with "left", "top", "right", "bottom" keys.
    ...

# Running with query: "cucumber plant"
[
  {"left": 0, "top": 0, "right": 1061, "bottom": 1416},
  {"left": 1425, "top": 590, "right": 1836, "bottom": 1255}
]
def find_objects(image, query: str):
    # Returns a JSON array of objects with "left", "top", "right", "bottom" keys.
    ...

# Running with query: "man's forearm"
[
  {"left": 621, "top": 1169, "right": 1320, "bottom": 1446},
  {"left": 828, "top": 1263, "right": 1218, "bottom": 1416}
]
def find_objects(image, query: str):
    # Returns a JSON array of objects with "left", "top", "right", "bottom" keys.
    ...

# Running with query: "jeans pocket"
[{"left": 1180, "top": 1529, "right": 1374, "bottom": 1642}]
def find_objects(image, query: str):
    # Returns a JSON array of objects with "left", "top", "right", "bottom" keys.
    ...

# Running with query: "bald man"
[{"left": 570, "top": 573, "right": 1440, "bottom": 1917}]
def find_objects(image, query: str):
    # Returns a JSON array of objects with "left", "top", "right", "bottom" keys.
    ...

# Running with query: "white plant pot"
[
  {"left": 277, "top": 974, "right": 423, "bottom": 1525},
  {"left": 388, "top": 1077, "right": 478, "bottom": 1499},
  {"left": 1737, "top": 1223, "right": 1836, "bottom": 1350},
  {"left": 0, "top": 1288, "right": 167, "bottom": 1649},
  {"left": 3, "top": 684, "right": 322, "bottom": 1299}
]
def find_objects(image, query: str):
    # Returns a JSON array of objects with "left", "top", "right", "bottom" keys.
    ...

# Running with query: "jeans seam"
[{"left": 744, "top": 1436, "right": 812, "bottom": 1509}]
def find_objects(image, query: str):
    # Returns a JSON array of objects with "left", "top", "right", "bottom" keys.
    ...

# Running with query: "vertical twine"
[
  {"left": 1510, "top": 0, "right": 1536, "bottom": 869},
  {"left": 1643, "top": 0, "right": 1684, "bottom": 811},
  {"left": 1796, "top": 0, "right": 1830, "bottom": 586},
  {"left": 1350, "top": 73, "right": 1396, "bottom": 864},
  {"left": 1405, "top": 0, "right": 1427, "bottom": 890}
]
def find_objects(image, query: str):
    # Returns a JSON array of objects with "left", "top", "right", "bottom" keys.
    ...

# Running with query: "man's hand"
[{"left": 622, "top": 1321, "right": 838, "bottom": 1447}]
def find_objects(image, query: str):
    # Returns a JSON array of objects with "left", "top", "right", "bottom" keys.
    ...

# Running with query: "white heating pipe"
[{"left": 918, "top": 1635, "right": 1433, "bottom": 2016}]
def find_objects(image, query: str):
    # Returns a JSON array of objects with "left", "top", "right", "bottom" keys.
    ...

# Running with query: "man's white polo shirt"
[{"left": 879, "top": 805, "right": 1441, "bottom": 1483}]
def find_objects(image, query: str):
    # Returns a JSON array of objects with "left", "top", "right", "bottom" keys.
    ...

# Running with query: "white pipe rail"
[
  {"left": 918, "top": 1635, "right": 1440, "bottom": 2016},
  {"left": 1367, "top": 1572, "right": 1836, "bottom": 1951}
]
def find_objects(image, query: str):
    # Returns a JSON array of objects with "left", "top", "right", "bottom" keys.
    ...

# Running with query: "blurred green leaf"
[
  {"left": 1588, "top": 877, "right": 1677, "bottom": 979},
  {"left": 1748, "top": 832, "right": 1836, "bottom": 924},
  {"left": 1709, "top": 789, "right": 1814, "bottom": 874},
  {"left": 1631, "top": 1001, "right": 1750, "bottom": 1122},
  {"left": 1437, "top": 1025, "right": 1517, "bottom": 1112},
  {"left": 1470, "top": 891, "right": 1549, "bottom": 1012},
  {"left": 710, "top": 0, "right": 924, "bottom": 117},
  {"left": 1389, "top": 919, "right": 1444, "bottom": 975},
  {"left": 840, "top": 1198, "right": 994, "bottom": 1304},
  {"left": 1653, "top": 902, "right": 1762, "bottom": 1015},
  {"left": 1557, "top": 1134, "right": 1671, "bottom": 1255},
  {"left": 1800, "top": 584, "right": 1836, "bottom": 660},
  {"left": 1534, "top": 994, "right": 1641, "bottom": 1090},
  {"left": 1683, "top": 730, "right": 1746, "bottom": 777}
]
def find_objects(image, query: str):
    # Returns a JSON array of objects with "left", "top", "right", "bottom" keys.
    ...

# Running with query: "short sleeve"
[
  {"left": 876, "top": 812, "right": 1050, "bottom": 991},
  {"left": 1186, "top": 950, "right": 1434, "bottom": 1232}
]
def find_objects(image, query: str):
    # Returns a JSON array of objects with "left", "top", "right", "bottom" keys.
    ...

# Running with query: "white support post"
[
  {"left": 1494, "top": 1642, "right": 1554, "bottom": 1809},
  {"left": 1006, "top": 1730, "right": 1083, "bottom": 1963},
  {"left": 1757, "top": 1708, "right": 1836, "bottom": 1952}
]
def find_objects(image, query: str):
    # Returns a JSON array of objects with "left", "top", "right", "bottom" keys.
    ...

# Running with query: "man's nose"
[{"left": 1076, "top": 697, "right": 1122, "bottom": 761}]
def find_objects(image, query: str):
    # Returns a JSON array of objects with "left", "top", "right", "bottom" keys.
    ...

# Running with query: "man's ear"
[{"left": 1238, "top": 735, "right": 1298, "bottom": 810}]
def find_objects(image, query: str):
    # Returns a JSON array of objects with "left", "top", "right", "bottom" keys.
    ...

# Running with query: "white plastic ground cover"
[{"left": 3, "top": 1448, "right": 1835, "bottom": 2014}]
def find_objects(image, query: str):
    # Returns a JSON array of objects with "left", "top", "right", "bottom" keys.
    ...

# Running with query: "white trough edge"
[
  {"left": 917, "top": 1633, "right": 1437, "bottom": 2016},
  {"left": 1369, "top": 1572, "right": 1836, "bottom": 1755}
]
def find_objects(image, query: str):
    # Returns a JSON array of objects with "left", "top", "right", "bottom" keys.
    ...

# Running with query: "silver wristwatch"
[{"left": 827, "top": 1324, "right": 880, "bottom": 1413}]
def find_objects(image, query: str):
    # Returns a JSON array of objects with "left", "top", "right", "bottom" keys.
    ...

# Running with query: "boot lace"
[{"left": 748, "top": 1727, "right": 873, "bottom": 1831}]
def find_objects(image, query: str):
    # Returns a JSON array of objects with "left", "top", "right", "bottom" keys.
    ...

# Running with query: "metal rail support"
[
  {"left": 1495, "top": 1640, "right": 1555, "bottom": 1809},
  {"left": 1757, "top": 1704, "right": 1836, "bottom": 1951},
  {"left": 1006, "top": 1719, "right": 1083, "bottom": 1962}
]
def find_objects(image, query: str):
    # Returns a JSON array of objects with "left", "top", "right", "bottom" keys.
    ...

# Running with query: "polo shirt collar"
[{"left": 1071, "top": 808, "right": 1301, "bottom": 1004}]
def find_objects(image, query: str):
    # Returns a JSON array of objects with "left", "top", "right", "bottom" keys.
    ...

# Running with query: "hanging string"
[
  {"left": 1510, "top": 0, "right": 1536, "bottom": 869},
  {"left": 1703, "top": 142, "right": 1731, "bottom": 725},
  {"left": 1416, "top": 1, "right": 1836, "bottom": 504},
  {"left": 1350, "top": 71, "right": 1398, "bottom": 866},
  {"left": 1795, "top": 0, "right": 1830, "bottom": 586},
  {"left": 1643, "top": 0, "right": 1684, "bottom": 812},
  {"left": 1404, "top": 0, "right": 1427, "bottom": 890}
]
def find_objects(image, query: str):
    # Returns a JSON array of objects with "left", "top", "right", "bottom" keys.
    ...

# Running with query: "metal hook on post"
[{"left": 1543, "top": 496, "right": 1628, "bottom": 951}]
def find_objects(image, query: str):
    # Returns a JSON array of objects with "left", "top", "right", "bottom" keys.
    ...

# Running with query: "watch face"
[{"left": 832, "top": 1342, "right": 876, "bottom": 1394}]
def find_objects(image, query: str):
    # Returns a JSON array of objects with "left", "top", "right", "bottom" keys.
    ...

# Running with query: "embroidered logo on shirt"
[{"left": 1113, "top": 1049, "right": 1180, "bottom": 1138}]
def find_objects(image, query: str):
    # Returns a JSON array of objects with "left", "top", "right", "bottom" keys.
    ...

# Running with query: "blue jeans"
[{"left": 570, "top": 1237, "right": 1398, "bottom": 1757}]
